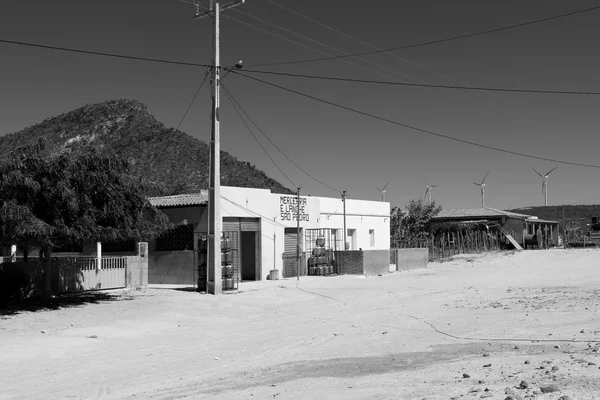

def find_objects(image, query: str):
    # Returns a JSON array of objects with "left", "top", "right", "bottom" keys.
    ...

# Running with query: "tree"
[
  {"left": 390, "top": 198, "right": 442, "bottom": 244},
  {"left": 0, "top": 139, "right": 168, "bottom": 299}
]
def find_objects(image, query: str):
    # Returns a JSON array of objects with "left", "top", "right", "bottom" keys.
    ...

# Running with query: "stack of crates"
[
  {"left": 221, "top": 235, "right": 235, "bottom": 290},
  {"left": 308, "top": 236, "right": 333, "bottom": 276},
  {"left": 197, "top": 237, "right": 207, "bottom": 291}
]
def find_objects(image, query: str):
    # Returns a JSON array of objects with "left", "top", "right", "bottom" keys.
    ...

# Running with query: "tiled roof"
[
  {"left": 148, "top": 192, "right": 208, "bottom": 208},
  {"left": 432, "top": 207, "right": 533, "bottom": 220}
]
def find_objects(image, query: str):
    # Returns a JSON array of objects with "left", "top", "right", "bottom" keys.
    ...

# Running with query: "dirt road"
[{"left": 1, "top": 248, "right": 600, "bottom": 400}]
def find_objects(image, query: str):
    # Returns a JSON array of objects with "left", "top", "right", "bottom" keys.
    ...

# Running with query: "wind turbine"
[
  {"left": 473, "top": 172, "right": 489, "bottom": 208},
  {"left": 533, "top": 167, "right": 558, "bottom": 206},
  {"left": 376, "top": 181, "right": 390, "bottom": 202},
  {"left": 423, "top": 178, "right": 437, "bottom": 204}
]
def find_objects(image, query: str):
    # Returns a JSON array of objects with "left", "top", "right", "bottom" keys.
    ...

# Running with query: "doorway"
[{"left": 241, "top": 231, "right": 257, "bottom": 281}]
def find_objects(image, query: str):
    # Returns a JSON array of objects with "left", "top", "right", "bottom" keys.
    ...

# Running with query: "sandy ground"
[{"left": 1, "top": 248, "right": 600, "bottom": 400}]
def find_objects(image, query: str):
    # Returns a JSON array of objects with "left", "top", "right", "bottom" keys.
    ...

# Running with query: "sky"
[{"left": 2, "top": 0, "right": 600, "bottom": 210}]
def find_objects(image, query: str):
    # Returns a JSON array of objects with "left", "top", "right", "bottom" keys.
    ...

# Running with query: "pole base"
[{"left": 207, "top": 281, "right": 222, "bottom": 295}]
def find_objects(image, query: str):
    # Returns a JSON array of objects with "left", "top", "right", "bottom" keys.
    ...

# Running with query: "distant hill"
[
  {"left": 0, "top": 99, "right": 293, "bottom": 196},
  {"left": 507, "top": 205, "right": 600, "bottom": 229}
]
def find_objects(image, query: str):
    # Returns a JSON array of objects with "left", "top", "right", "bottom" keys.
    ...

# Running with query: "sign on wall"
[{"left": 278, "top": 195, "right": 320, "bottom": 227}]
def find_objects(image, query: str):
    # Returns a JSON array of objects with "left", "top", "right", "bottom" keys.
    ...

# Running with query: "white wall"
[{"left": 319, "top": 197, "right": 390, "bottom": 250}]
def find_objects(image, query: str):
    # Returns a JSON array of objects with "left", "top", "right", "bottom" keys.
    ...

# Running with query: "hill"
[
  {"left": 0, "top": 99, "right": 293, "bottom": 196},
  {"left": 507, "top": 205, "right": 600, "bottom": 229}
]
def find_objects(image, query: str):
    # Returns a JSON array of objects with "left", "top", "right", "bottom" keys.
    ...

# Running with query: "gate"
[
  {"left": 282, "top": 252, "right": 307, "bottom": 278},
  {"left": 54, "top": 257, "right": 127, "bottom": 293}
]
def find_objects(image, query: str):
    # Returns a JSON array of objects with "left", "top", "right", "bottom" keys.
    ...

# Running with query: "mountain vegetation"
[{"left": 0, "top": 99, "right": 293, "bottom": 196}]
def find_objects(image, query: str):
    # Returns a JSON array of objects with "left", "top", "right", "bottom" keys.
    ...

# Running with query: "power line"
[
  {"left": 264, "top": 0, "right": 480, "bottom": 91},
  {"left": 0, "top": 38, "right": 210, "bottom": 68},
  {"left": 220, "top": 81, "right": 298, "bottom": 189},
  {"left": 239, "top": 68, "right": 600, "bottom": 95},
  {"left": 248, "top": 5, "right": 600, "bottom": 67},
  {"left": 230, "top": 8, "right": 439, "bottom": 91},
  {"left": 230, "top": 70, "right": 600, "bottom": 170},
  {"left": 176, "top": 70, "right": 210, "bottom": 131},
  {"left": 220, "top": 80, "right": 341, "bottom": 194}
]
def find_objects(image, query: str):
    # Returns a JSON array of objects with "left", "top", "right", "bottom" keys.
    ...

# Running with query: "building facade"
[{"left": 148, "top": 186, "right": 390, "bottom": 285}]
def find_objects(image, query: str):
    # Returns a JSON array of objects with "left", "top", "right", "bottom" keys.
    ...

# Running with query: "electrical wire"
[
  {"left": 248, "top": 5, "right": 600, "bottom": 67},
  {"left": 264, "top": 0, "right": 484, "bottom": 93},
  {"left": 220, "top": 81, "right": 298, "bottom": 189},
  {"left": 239, "top": 68, "right": 600, "bottom": 96},
  {"left": 176, "top": 70, "right": 210, "bottom": 131},
  {"left": 230, "top": 8, "right": 440, "bottom": 91},
  {"left": 220, "top": 81, "right": 341, "bottom": 194},
  {"left": 0, "top": 38, "right": 210, "bottom": 68},
  {"left": 190, "top": 0, "right": 440, "bottom": 95},
  {"left": 230, "top": 69, "right": 600, "bottom": 169}
]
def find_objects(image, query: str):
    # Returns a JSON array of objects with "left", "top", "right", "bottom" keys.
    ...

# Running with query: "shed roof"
[
  {"left": 148, "top": 192, "right": 208, "bottom": 208},
  {"left": 526, "top": 218, "right": 559, "bottom": 224},
  {"left": 432, "top": 207, "right": 533, "bottom": 220}
]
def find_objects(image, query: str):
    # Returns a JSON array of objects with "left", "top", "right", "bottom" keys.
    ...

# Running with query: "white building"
[{"left": 148, "top": 186, "right": 390, "bottom": 286}]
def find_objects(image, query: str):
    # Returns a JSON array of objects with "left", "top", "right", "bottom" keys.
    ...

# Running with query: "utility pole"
[
  {"left": 342, "top": 191, "right": 347, "bottom": 250},
  {"left": 194, "top": 0, "right": 246, "bottom": 295},
  {"left": 562, "top": 205, "right": 566, "bottom": 249},
  {"left": 296, "top": 187, "right": 301, "bottom": 281}
]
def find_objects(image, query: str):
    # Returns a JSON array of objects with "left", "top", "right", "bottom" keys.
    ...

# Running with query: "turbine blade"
[
  {"left": 533, "top": 168, "right": 544, "bottom": 177},
  {"left": 473, "top": 182, "right": 481, "bottom": 186},
  {"left": 431, "top": 185, "right": 438, "bottom": 188},
  {"left": 481, "top": 172, "right": 490, "bottom": 185},
  {"left": 546, "top": 166, "right": 558, "bottom": 176},
  {"left": 382, "top": 181, "right": 390, "bottom": 191}
]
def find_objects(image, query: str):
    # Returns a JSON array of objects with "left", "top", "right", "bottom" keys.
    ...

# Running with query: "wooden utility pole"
[
  {"left": 562, "top": 205, "right": 566, "bottom": 249},
  {"left": 342, "top": 191, "right": 347, "bottom": 250},
  {"left": 296, "top": 187, "right": 301, "bottom": 280},
  {"left": 194, "top": 0, "right": 246, "bottom": 295}
]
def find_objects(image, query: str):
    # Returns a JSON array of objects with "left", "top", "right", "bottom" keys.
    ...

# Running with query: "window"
[
  {"left": 369, "top": 229, "right": 375, "bottom": 247},
  {"left": 346, "top": 229, "right": 356, "bottom": 250}
]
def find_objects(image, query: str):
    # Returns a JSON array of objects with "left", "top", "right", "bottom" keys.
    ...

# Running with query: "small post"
[
  {"left": 563, "top": 206, "right": 567, "bottom": 249},
  {"left": 97, "top": 242, "right": 102, "bottom": 270},
  {"left": 342, "top": 190, "right": 347, "bottom": 250}
]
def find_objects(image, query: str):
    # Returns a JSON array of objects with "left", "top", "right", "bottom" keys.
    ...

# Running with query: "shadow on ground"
[
  {"left": 150, "top": 287, "right": 198, "bottom": 293},
  {"left": 0, "top": 290, "right": 135, "bottom": 317}
]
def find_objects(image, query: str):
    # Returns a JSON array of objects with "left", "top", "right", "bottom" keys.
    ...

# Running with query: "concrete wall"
[
  {"left": 148, "top": 251, "right": 194, "bottom": 285},
  {"left": 334, "top": 250, "right": 390, "bottom": 275},
  {"left": 125, "top": 242, "right": 148, "bottom": 290},
  {"left": 394, "top": 248, "right": 428, "bottom": 271},
  {"left": 362, "top": 250, "right": 390, "bottom": 275},
  {"left": 335, "top": 251, "right": 363, "bottom": 275},
  {"left": 126, "top": 256, "right": 148, "bottom": 290}
]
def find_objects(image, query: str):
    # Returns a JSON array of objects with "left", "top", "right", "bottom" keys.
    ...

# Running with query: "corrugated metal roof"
[
  {"left": 148, "top": 192, "right": 208, "bottom": 208},
  {"left": 432, "top": 207, "right": 533, "bottom": 220}
]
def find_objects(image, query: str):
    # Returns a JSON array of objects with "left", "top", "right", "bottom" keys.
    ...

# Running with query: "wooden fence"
[{"left": 393, "top": 230, "right": 504, "bottom": 262}]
